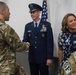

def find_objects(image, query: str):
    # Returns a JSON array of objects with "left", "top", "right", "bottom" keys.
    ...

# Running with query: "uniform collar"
[
  {"left": 0, "top": 19, "right": 5, "bottom": 24},
  {"left": 33, "top": 19, "right": 41, "bottom": 27}
]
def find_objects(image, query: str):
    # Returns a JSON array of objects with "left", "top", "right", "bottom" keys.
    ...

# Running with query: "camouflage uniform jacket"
[{"left": 0, "top": 20, "right": 28, "bottom": 75}]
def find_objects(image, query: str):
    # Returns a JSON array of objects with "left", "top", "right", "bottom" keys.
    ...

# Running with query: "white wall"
[{"left": 2, "top": 0, "right": 76, "bottom": 57}]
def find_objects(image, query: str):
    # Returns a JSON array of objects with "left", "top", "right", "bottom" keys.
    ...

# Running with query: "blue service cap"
[{"left": 28, "top": 3, "right": 43, "bottom": 13}]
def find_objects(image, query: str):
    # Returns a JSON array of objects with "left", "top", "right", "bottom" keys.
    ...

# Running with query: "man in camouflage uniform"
[{"left": 0, "top": 1, "right": 30, "bottom": 75}]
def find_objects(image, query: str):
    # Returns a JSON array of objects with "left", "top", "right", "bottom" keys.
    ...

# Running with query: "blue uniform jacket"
[{"left": 23, "top": 20, "right": 54, "bottom": 63}]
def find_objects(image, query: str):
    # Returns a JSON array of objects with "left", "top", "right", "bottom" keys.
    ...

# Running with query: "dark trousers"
[{"left": 29, "top": 63, "right": 49, "bottom": 75}]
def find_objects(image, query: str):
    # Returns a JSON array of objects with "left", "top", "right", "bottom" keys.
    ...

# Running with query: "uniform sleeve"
[
  {"left": 22, "top": 24, "right": 29, "bottom": 42},
  {"left": 1, "top": 24, "right": 28, "bottom": 51},
  {"left": 47, "top": 22, "right": 54, "bottom": 59}
]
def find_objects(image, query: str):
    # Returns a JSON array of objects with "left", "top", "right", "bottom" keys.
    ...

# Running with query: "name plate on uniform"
[{"left": 63, "top": 60, "right": 72, "bottom": 74}]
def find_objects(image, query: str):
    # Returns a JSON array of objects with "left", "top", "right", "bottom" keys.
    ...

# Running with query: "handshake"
[{"left": 25, "top": 42, "right": 30, "bottom": 50}]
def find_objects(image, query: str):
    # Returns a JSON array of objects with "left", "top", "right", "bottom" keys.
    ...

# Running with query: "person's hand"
[
  {"left": 25, "top": 42, "right": 30, "bottom": 50},
  {"left": 46, "top": 59, "right": 52, "bottom": 66},
  {"left": 26, "top": 42, "right": 30, "bottom": 47}
]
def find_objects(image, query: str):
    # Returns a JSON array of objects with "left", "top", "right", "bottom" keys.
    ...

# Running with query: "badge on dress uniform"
[
  {"left": 40, "top": 25, "right": 47, "bottom": 32},
  {"left": 28, "top": 34, "right": 31, "bottom": 37},
  {"left": 28, "top": 30, "right": 31, "bottom": 37},
  {"left": 27, "top": 30, "right": 31, "bottom": 32},
  {"left": 42, "top": 34, "right": 45, "bottom": 37}
]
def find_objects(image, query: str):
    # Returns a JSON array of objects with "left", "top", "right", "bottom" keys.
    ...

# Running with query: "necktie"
[{"left": 35, "top": 22, "right": 37, "bottom": 31}]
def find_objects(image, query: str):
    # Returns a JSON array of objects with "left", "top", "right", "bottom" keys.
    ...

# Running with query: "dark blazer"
[{"left": 23, "top": 19, "right": 54, "bottom": 63}]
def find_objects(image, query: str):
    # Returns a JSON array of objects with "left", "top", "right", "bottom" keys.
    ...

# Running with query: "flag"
[{"left": 41, "top": 0, "right": 48, "bottom": 21}]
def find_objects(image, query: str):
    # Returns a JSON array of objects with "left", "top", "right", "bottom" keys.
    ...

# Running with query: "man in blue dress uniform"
[{"left": 23, "top": 3, "right": 54, "bottom": 75}]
